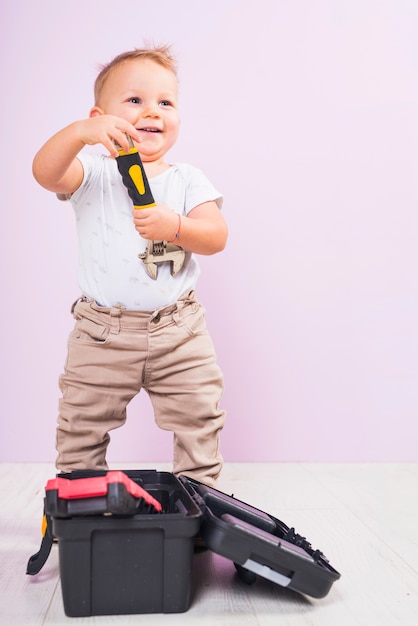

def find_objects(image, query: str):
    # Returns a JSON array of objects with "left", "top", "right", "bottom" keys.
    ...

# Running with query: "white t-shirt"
[{"left": 69, "top": 152, "right": 223, "bottom": 311}]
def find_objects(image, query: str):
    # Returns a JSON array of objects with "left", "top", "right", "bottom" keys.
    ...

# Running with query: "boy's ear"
[{"left": 89, "top": 106, "right": 104, "bottom": 118}]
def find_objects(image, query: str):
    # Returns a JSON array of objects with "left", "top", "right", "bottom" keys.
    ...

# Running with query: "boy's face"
[{"left": 92, "top": 59, "right": 180, "bottom": 163}]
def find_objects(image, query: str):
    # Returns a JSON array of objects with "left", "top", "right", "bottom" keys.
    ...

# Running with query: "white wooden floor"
[{"left": 0, "top": 462, "right": 417, "bottom": 625}]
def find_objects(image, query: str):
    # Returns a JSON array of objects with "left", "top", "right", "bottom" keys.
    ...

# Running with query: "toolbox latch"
[{"left": 240, "top": 559, "right": 292, "bottom": 588}]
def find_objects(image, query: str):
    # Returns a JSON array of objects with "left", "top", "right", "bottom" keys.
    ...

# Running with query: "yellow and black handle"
[{"left": 115, "top": 136, "right": 156, "bottom": 209}]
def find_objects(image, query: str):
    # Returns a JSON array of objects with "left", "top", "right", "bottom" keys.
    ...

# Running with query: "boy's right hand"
[
  {"left": 33, "top": 116, "right": 141, "bottom": 194},
  {"left": 77, "top": 115, "right": 141, "bottom": 158}
]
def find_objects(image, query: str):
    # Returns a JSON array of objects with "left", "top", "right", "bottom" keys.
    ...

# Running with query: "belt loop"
[
  {"left": 71, "top": 296, "right": 87, "bottom": 315},
  {"left": 109, "top": 304, "right": 123, "bottom": 334},
  {"left": 110, "top": 305, "right": 123, "bottom": 317},
  {"left": 173, "top": 291, "right": 192, "bottom": 324},
  {"left": 173, "top": 310, "right": 182, "bottom": 326},
  {"left": 173, "top": 301, "right": 186, "bottom": 326}
]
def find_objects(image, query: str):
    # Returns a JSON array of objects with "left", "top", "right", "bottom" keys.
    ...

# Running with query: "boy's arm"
[
  {"left": 32, "top": 116, "right": 140, "bottom": 195},
  {"left": 32, "top": 123, "right": 86, "bottom": 195},
  {"left": 132, "top": 201, "right": 228, "bottom": 255},
  {"left": 179, "top": 201, "right": 228, "bottom": 254}
]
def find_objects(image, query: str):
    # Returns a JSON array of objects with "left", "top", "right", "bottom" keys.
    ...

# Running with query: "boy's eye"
[
  {"left": 160, "top": 100, "right": 173, "bottom": 107},
  {"left": 129, "top": 97, "right": 140, "bottom": 104}
]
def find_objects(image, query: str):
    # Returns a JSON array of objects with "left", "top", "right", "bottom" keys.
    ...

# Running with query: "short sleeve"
[{"left": 175, "top": 164, "right": 223, "bottom": 213}]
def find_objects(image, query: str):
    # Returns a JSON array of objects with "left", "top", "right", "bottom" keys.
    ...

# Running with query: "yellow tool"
[{"left": 114, "top": 136, "right": 156, "bottom": 209}]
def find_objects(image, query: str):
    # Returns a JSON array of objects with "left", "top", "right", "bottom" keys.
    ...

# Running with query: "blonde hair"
[{"left": 94, "top": 45, "right": 177, "bottom": 104}]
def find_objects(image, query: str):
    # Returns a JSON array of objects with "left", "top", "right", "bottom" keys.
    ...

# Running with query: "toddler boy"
[{"left": 32, "top": 46, "right": 227, "bottom": 486}]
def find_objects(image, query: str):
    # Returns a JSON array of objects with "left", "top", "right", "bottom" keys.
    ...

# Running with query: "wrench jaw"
[{"left": 138, "top": 241, "right": 186, "bottom": 279}]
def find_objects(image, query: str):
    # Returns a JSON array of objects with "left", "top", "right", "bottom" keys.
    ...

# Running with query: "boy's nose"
[{"left": 142, "top": 102, "right": 160, "bottom": 117}]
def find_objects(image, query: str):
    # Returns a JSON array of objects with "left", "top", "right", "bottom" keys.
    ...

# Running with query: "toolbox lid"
[{"left": 180, "top": 476, "right": 341, "bottom": 599}]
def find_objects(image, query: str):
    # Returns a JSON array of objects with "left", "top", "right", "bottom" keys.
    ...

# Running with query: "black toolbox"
[{"left": 27, "top": 469, "right": 340, "bottom": 617}]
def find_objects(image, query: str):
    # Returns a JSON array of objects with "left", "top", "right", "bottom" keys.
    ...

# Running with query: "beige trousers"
[{"left": 56, "top": 292, "right": 225, "bottom": 486}]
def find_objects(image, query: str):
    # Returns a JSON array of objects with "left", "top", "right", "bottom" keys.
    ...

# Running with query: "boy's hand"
[
  {"left": 132, "top": 205, "right": 180, "bottom": 242},
  {"left": 78, "top": 115, "right": 141, "bottom": 158},
  {"left": 33, "top": 116, "right": 142, "bottom": 194}
]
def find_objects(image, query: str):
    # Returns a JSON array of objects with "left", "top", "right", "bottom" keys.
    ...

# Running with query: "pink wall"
[{"left": 1, "top": 0, "right": 417, "bottom": 464}]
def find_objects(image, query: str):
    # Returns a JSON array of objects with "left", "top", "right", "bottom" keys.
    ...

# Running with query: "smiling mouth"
[{"left": 138, "top": 127, "right": 161, "bottom": 133}]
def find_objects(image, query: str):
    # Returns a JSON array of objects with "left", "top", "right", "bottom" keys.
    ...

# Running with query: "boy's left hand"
[{"left": 132, "top": 204, "right": 179, "bottom": 242}]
